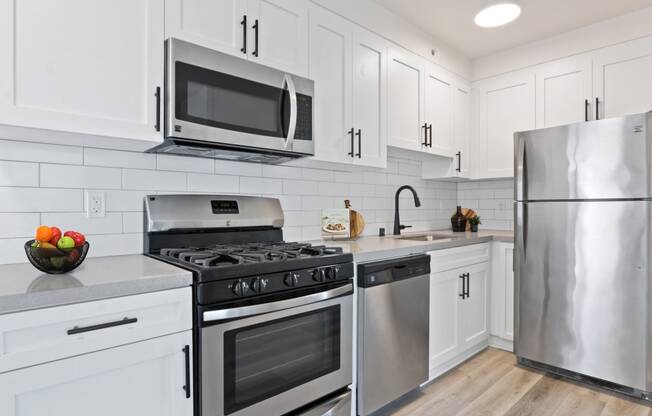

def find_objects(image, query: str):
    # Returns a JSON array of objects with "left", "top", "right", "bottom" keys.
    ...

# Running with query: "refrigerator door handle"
[
  {"left": 515, "top": 137, "right": 527, "bottom": 201},
  {"left": 517, "top": 203, "right": 528, "bottom": 258}
]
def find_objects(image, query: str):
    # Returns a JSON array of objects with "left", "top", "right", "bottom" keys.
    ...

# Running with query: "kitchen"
[{"left": 1, "top": 0, "right": 652, "bottom": 415}]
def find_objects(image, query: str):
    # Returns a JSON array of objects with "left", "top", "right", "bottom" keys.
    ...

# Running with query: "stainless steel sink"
[{"left": 398, "top": 234, "right": 451, "bottom": 241}]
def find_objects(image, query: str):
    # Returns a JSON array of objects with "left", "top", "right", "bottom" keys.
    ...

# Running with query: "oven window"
[
  {"left": 175, "top": 62, "right": 290, "bottom": 138},
  {"left": 223, "top": 306, "right": 341, "bottom": 415}
]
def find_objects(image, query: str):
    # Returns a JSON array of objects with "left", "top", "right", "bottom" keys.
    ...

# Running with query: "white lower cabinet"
[
  {"left": 428, "top": 246, "right": 489, "bottom": 380},
  {"left": 489, "top": 242, "right": 515, "bottom": 350},
  {"left": 0, "top": 331, "right": 193, "bottom": 416}
]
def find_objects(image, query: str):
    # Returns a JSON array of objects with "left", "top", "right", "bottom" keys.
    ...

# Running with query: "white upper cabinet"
[
  {"left": 475, "top": 69, "right": 535, "bottom": 179},
  {"left": 424, "top": 65, "right": 454, "bottom": 157},
  {"left": 351, "top": 28, "right": 388, "bottom": 168},
  {"left": 388, "top": 47, "right": 425, "bottom": 152},
  {"left": 0, "top": 0, "right": 164, "bottom": 142},
  {"left": 165, "top": 0, "right": 247, "bottom": 57},
  {"left": 246, "top": 0, "right": 309, "bottom": 75},
  {"left": 536, "top": 55, "right": 592, "bottom": 128},
  {"left": 309, "top": 6, "right": 387, "bottom": 168},
  {"left": 309, "top": 6, "right": 353, "bottom": 164},
  {"left": 453, "top": 83, "right": 471, "bottom": 177},
  {"left": 593, "top": 37, "right": 652, "bottom": 120},
  {"left": 166, "top": 0, "right": 308, "bottom": 76}
]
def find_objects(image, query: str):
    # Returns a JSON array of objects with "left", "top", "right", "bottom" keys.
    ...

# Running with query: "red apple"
[
  {"left": 64, "top": 231, "right": 86, "bottom": 247},
  {"left": 49, "top": 227, "right": 62, "bottom": 246}
]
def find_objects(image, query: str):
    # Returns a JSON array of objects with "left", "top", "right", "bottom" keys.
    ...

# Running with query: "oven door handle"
[
  {"left": 203, "top": 283, "right": 353, "bottom": 322},
  {"left": 283, "top": 74, "right": 298, "bottom": 150}
]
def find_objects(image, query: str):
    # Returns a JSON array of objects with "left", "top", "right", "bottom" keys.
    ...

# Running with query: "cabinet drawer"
[
  {"left": 428, "top": 243, "right": 490, "bottom": 273},
  {"left": 0, "top": 287, "right": 191, "bottom": 374}
]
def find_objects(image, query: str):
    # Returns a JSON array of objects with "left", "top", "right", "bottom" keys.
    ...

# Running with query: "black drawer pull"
[
  {"left": 155, "top": 86, "right": 161, "bottom": 132},
  {"left": 67, "top": 317, "right": 138, "bottom": 335}
]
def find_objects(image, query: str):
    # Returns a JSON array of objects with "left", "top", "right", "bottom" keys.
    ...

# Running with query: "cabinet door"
[
  {"left": 388, "top": 47, "right": 425, "bottom": 152},
  {"left": 424, "top": 65, "right": 453, "bottom": 157},
  {"left": 453, "top": 83, "right": 471, "bottom": 177},
  {"left": 309, "top": 6, "right": 353, "bottom": 164},
  {"left": 0, "top": 0, "right": 164, "bottom": 142},
  {"left": 248, "top": 0, "right": 309, "bottom": 76},
  {"left": 490, "top": 242, "right": 515, "bottom": 342},
  {"left": 429, "top": 269, "right": 463, "bottom": 374},
  {"left": 352, "top": 28, "right": 387, "bottom": 168},
  {"left": 476, "top": 70, "right": 535, "bottom": 178},
  {"left": 593, "top": 37, "right": 652, "bottom": 120},
  {"left": 536, "top": 55, "right": 592, "bottom": 128},
  {"left": 0, "top": 331, "right": 193, "bottom": 416},
  {"left": 165, "top": 0, "right": 247, "bottom": 57},
  {"left": 460, "top": 262, "right": 489, "bottom": 350}
]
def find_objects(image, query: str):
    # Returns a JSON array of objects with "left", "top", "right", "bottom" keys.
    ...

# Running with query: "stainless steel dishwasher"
[{"left": 356, "top": 254, "right": 430, "bottom": 415}]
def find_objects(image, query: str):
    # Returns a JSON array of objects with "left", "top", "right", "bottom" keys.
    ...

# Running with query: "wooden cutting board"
[{"left": 345, "top": 200, "right": 365, "bottom": 239}]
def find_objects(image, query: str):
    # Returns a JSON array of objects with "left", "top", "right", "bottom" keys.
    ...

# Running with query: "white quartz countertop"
[
  {"left": 0, "top": 255, "right": 192, "bottom": 315},
  {"left": 310, "top": 229, "right": 514, "bottom": 263}
]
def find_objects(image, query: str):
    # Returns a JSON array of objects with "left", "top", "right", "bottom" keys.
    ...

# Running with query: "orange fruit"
[{"left": 35, "top": 225, "right": 53, "bottom": 242}]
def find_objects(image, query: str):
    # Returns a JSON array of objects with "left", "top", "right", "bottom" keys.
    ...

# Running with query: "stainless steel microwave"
[{"left": 148, "top": 38, "right": 314, "bottom": 164}]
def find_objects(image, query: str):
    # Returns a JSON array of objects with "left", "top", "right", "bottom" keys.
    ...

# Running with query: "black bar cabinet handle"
[
  {"left": 183, "top": 345, "right": 191, "bottom": 399},
  {"left": 595, "top": 97, "right": 600, "bottom": 120},
  {"left": 584, "top": 99, "right": 589, "bottom": 122},
  {"left": 154, "top": 87, "right": 161, "bottom": 132},
  {"left": 348, "top": 128, "right": 355, "bottom": 157},
  {"left": 240, "top": 15, "right": 247, "bottom": 54},
  {"left": 67, "top": 317, "right": 137, "bottom": 335},
  {"left": 355, "top": 129, "right": 362, "bottom": 158},
  {"left": 456, "top": 151, "right": 461, "bottom": 172},
  {"left": 252, "top": 19, "right": 259, "bottom": 57},
  {"left": 459, "top": 274, "right": 466, "bottom": 299},
  {"left": 422, "top": 123, "right": 428, "bottom": 146},
  {"left": 465, "top": 273, "right": 470, "bottom": 298}
]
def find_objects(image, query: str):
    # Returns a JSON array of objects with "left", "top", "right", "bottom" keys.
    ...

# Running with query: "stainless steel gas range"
[{"left": 144, "top": 194, "right": 353, "bottom": 416}]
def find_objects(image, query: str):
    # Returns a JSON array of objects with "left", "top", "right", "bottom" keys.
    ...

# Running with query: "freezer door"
[
  {"left": 515, "top": 201, "right": 651, "bottom": 391},
  {"left": 515, "top": 112, "right": 652, "bottom": 201}
]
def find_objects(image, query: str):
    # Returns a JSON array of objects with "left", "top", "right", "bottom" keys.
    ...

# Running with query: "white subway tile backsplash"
[
  {"left": 0, "top": 161, "right": 39, "bottom": 187},
  {"left": 0, "top": 139, "right": 82, "bottom": 164},
  {"left": 457, "top": 178, "right": 514, "bottom": 231},
  {"left": 157, "top": 154, "right": 214, "bottom": 173},
  {"left": 0, "top": 213, "right": 40, "bottom": 238},
  {"left": 84, "top": 148, "right": 156, "bottom": 170},
  {"left": 240, "top": 177, "right": 283, "bottom": 195},
  {"left": 122, "top": 169, "right": 187, "bottom": 191},
  {"left": 0, "top": 139, "right": 461, "bottom": 264},
  {"left": 215, "top": 160, "right": 262, "bottom": 177},
  {"left": 40, "top": 164, "right": 122, "bottom": 189},
  {"left": 41, "top": 212, "right": 123, "bottom": 235},
  {"left": 187, "top": 174, "right": 239, "bottom": 193},
  {"left": 0, "top": 187, "right": 83, "bottom": 212}
]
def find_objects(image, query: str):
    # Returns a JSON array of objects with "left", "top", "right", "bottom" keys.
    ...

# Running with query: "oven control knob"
[
  {"left": 325, "top": 266, "right": 339, "bottom": 280},
  {"left": 284, "top": 272, "right": 300, "bottom": 287},
  {"left": 251, "top": 277, "right": 269, "bottom": 293},
  {"left": 232, "top": 280, "right": 250, "bottom": 297},
  {"left": 312, "top": 268, "right": 326, "bottom": 282}
]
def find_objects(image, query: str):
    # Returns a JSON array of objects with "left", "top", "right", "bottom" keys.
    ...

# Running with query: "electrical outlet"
[{"left": 86, "top": 191, "right": 106, "bottom": 218}]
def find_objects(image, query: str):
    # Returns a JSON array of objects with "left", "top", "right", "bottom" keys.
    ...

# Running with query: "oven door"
[
  {"left": 166, "top": 38, "right": 314, "bottom": 155},
  {"left": 201, "top": 283, "right": 353, "bottom": 416}
]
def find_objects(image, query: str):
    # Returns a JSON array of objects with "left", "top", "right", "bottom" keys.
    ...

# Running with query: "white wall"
[
  {"left": 472, "top": 6, "right": 652, "bottom": 81},
  {"left": 0, "top": 139, "right": 457, "bottom": 265}
]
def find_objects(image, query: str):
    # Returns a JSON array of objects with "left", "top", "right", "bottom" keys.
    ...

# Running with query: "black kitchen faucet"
[{"left": 393, "top": 185, "right": 421, "bottom": 235}]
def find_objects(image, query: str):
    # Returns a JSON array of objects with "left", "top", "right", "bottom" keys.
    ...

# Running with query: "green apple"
[{"left": 57, "top": 236, "right": 75, "bottom": 250}]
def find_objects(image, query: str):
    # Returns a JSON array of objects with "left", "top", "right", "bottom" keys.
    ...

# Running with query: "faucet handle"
[{"left": 400, "top": 225, "right": 412, "bottom": 230}]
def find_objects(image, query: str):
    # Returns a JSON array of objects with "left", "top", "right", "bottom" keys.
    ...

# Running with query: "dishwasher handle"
[{"left": 357, "top": 254, "right": 430, "bottom": 288}]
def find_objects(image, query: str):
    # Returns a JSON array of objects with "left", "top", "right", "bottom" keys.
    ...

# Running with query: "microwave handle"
[
  {"left": 283, "top": 74, "right": 298, "bottom": 149},
  {"left": 203, "top": 283, "right": 352, "bottom": 322}
]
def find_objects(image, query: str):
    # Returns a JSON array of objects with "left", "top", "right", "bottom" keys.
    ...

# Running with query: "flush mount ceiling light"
[{"left": 474, "top": 3, "right": 521, "bottom": 28}]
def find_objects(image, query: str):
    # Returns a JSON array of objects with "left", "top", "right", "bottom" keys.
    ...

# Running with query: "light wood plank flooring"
[{"left": 377, "top": 348, "right": 652, "bottom": 416}]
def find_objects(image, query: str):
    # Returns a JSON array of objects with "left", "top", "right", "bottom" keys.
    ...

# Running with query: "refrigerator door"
[
  {"left": 515, "top": 200, "right": 651, "bottom": 391},
  {"left": 515, "top": 112, "right": 652, "bottom": 201}
]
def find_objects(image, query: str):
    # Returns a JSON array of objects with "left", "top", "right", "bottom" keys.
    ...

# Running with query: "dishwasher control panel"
[{"left": 357, "top": 254, "right": 430, "bottom": 288}]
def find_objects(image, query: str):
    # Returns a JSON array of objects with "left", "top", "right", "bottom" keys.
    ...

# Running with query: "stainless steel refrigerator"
[{"left": 515, "top": 111, "right": 652, "bottom": 401}]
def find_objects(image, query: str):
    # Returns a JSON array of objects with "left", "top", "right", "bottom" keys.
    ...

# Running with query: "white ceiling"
[{"left": 374, "top": 0, "right": 652, "bottom": 58}]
